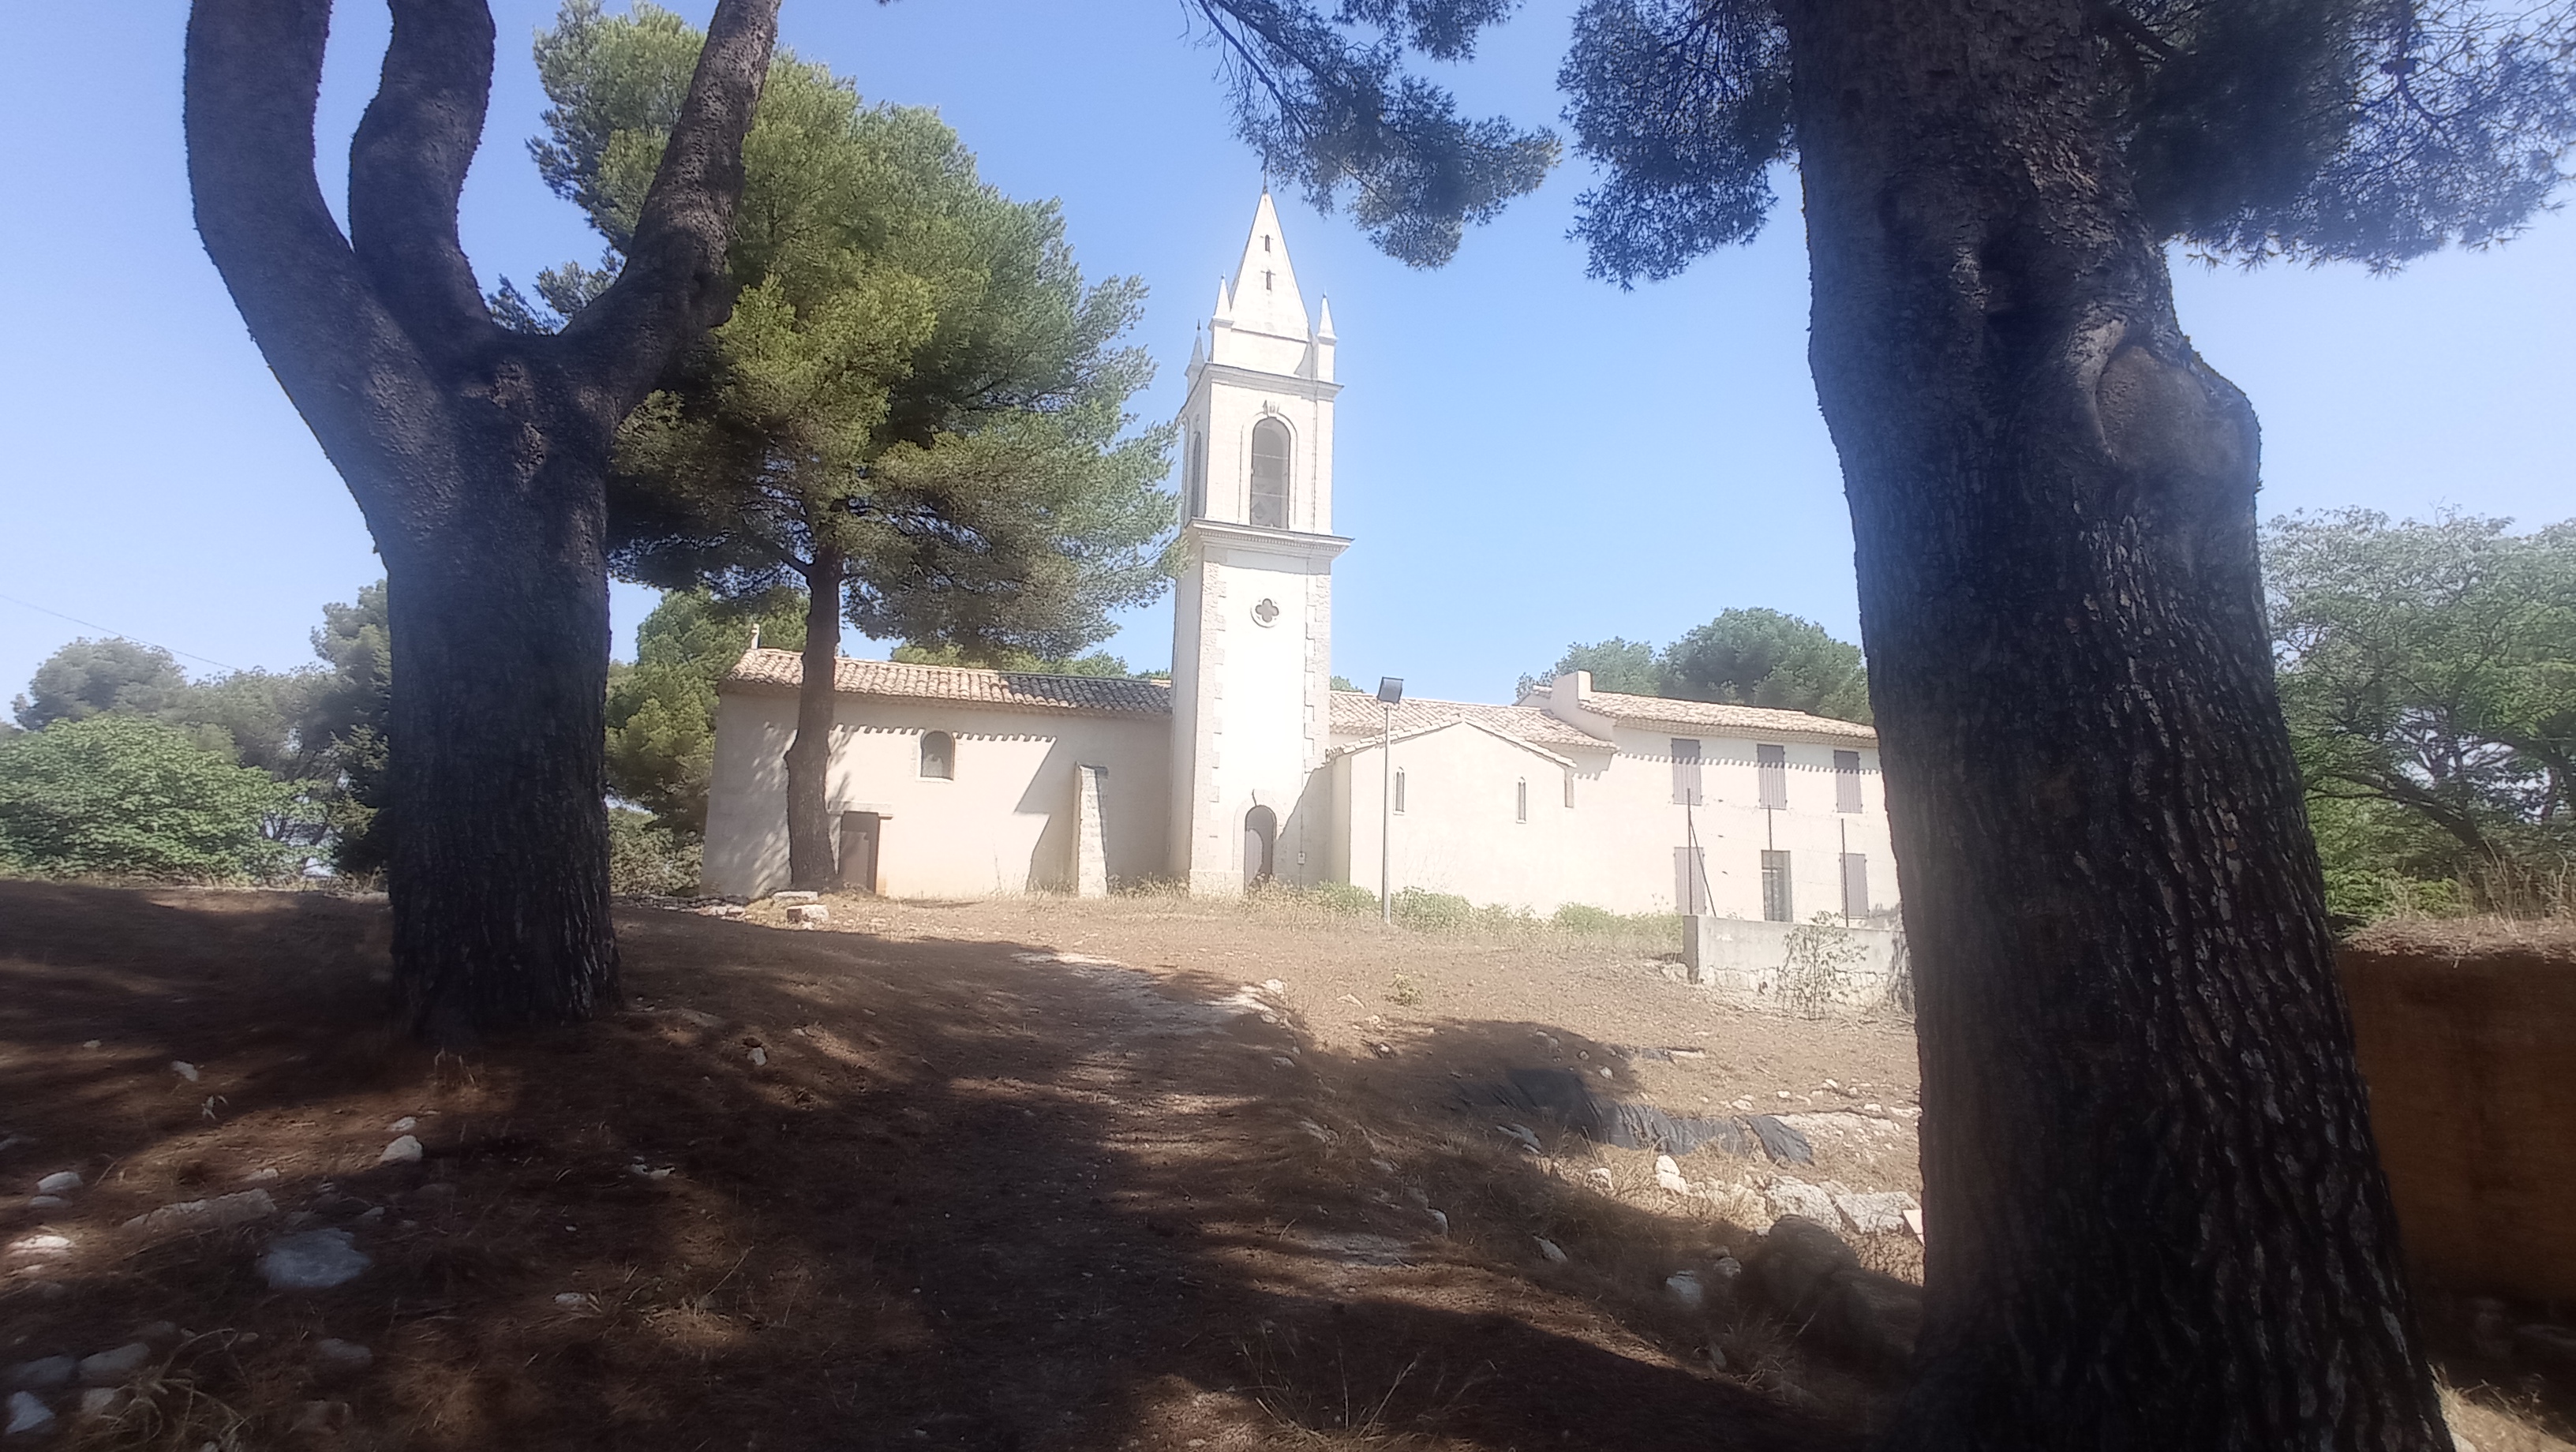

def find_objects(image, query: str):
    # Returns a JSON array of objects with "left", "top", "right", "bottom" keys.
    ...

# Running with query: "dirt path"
[{"left": 1, "top": 883, "right": 1909, "bottom": 1450}]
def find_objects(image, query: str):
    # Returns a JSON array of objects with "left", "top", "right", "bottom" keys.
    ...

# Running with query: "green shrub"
[
  {"left": 1550, "top": 902, "right": 1683, "bottom": 939},
  {"left": 607, "top": 808, "right": 701, "bottom": 896},
  {"left": 1307, "top": 880, "right": 1380, "bottom": 915},
  {"left": 1390, "top": 887, "right": 1476, "bottom": 931},
  {"left": 0, "top": 715, "right": 298, "bottom": 880}
]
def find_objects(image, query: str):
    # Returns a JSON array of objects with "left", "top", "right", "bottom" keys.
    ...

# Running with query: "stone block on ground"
[
  {"left": 260, "top": 1229, "right": 370, "bottom": 1290},
  {"left": 786, "top": 903, "right": 830, "bottom": 926},
  {"left": 1833, "top": 1189, "right": 1921, "bottom": 1237},
  {"left": 6, "top": 1390, "right": 54, "bottom": 1437},
  {"left": 74, "top": 1345, "right": 149, "bottom": 1386},
  {"left": 1764, "top": 1177, "right": 1840, "bottom": 1226},
  {"left": 122, "top": 1188, "right": 277, "bottom": 1240},
  {"left": 1743, "top": 1214, "right": 1922, "bottom": 1370},
  {"left": 772, "top": 891, "right": 820, "bottom": 906}
]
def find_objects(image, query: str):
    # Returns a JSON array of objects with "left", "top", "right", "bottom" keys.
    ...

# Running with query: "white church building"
[{"left": 702, "top": 195, "right": 1899, "bottom": 922}]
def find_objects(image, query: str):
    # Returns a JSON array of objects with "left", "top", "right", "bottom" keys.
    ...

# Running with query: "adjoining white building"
[{"left": 702, "top": 193, "right": 1899, "bottom": 921}]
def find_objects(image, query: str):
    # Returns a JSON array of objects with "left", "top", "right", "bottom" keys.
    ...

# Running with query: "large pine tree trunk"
[
  {"left": 184, "top": 0, "right": 781, "bottom": 1042},
  {"left": 1776, "top": 1, "right": 2450, "bottom": 1444},
  {"left": 784, "top": 549, "right": 845, "bottom": 890},
  {"left": 382, "top": 432, "right": 620, "bottom": 1041}
]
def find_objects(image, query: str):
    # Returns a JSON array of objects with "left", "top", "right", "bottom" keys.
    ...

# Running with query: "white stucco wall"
[
  {"left": 1334, "top": 724, "right": 1589, "bottom": 913},
  {"left": 1323, "top": 720, "right": 1898, "bottom": 919},
  {"left": 703, "top": 690, "right": 1170, "bottom": 900}
]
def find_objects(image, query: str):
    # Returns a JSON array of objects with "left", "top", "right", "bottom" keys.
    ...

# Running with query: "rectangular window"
[
  {"left": 1840, "top": 852, "right": 1870, "bottom": 919},
  {"left": 1757, "top": 743, "right": 1788, "bottom": 809},
  {"left": 1671, "top": 739, "right": 1702, "bottom": 805},
  {"left": 1392, "top": 767, "right": 1407, "bottom": 815},
  {"left": 1516, "top": 778, "right": 1528, "bottom": 823},
  {"left": 1761, "top": 849, "right": 1793, "bottom": 922},
  {"left": 1674, "top": 845, "right": 1710, "bottom": 915},
  {"left": 1834, "top": 749, "right": 1863, "bottom": 813},
  {"left": 1563, "top": 774, "right": 1576, "bottom": 809}
]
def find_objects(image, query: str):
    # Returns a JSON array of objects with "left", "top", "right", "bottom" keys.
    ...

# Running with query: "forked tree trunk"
[
  {"left": 784, "top": 549, "right": 845, "bottom": 890},
  {"left": 185, "top": 0, "right": 779, "bottom": 1042},
  {"left": 1777, "top": 1, "right": 2450, "bottom": 1445}
]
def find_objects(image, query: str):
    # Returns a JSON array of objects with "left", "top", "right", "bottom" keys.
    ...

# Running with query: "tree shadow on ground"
[{"left": 0, "top": 882, "right": 1873, "bottom": 1450}]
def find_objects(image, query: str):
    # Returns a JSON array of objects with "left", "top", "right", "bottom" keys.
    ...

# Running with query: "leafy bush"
[
  {"left": 1391, "top": 888, "right": 1476, "bottom": 931},
  {"left": 607, "top": 809, "right": 701, "bottom": 896},
  {"left": 0, "top": 715, "right": 298, "bottom": 880},
  {"left": 1780, "top": 912, "right": 1870, "bottom": 1015},
  {"left": 1307, "top": 880, "right": 1380, "bottom": 915},
  {"left": 1550, "top": 902, "right": 1683, "bottom": 938}
]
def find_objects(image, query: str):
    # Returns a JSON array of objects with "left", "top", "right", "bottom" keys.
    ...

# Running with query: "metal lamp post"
[{"left": 1376, "top": 676, "right": 1403, "bottom": 922}]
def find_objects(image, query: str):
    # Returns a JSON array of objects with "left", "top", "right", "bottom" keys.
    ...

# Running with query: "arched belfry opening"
[
  {"left": 1243, "top": 805, "right": 1279, "bottom": 886},
  {"left": 1249, "top": 418, "right": 1290, "bottom": 530}
]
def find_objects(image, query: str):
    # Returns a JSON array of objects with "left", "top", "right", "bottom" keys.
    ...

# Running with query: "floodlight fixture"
[{"left": 1376, "top": 676, "right": 1404, "bottom": 705}]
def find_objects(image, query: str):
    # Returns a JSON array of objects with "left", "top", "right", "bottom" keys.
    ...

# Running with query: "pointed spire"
[
  {"left": 1315, "top": 296, "right": 1336, "bottom": 342},
  {"left": 1211, "top": 275, "right": 1234, "bottom": 326},
  {"left": 1226, "top": 191, "right": 1309, "bottom": 342}
]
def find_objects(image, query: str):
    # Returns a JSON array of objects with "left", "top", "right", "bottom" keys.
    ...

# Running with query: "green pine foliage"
[
  {"left": 605, "top": 589, "right": 808, "bottom": 835},
  {"left": 0, "top": 715, "right": 299, "bottom": 881},
  {"left": 2267, "top": 509, "right": 2576, "bottom": 920},
  {"left": 1520, "top": 609, "right": 1872, "bottom": 723},
  {"left": 10, "top": 637, "right": 191, "bottom": 730},
  {"left": 518, "top": 3, "right": 1176, "bottom": 666}
]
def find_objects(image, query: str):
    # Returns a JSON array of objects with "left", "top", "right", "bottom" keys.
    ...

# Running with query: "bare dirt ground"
[{"left": 1, "top": 882, "right": 2566, "bottom": 1450}]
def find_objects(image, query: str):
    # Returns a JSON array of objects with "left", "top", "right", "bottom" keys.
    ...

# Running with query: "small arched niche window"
[
  {"left": 1185, "top": 432, "right": 1207, "bottom": 519},
  {"left": 1249, "top": 418, "right": 1291, "bottom": 530},
  {"left": 919, "top": 730, "right": 955, "bottom": 780}
]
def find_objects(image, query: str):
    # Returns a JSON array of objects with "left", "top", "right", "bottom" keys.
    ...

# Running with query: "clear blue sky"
[{"left": 4, "top": 2, "right": 2570, "bottom": 707}]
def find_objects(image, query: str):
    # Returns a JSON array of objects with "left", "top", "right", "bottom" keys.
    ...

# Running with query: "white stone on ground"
[
  {"left": 6, "top": 1233, "right": 73, "bottom": 1259},
  {"left": 2, "top": 1358, "right": 73, "bottom": 1391},
  {"left": 242, "top": 1167, "right": 279, "bottom": 1184},
  {"left": 33, "top": 1173, "right": 79, "bottom": 1196},
  {"left": 1764, "top": 1177, "right": 1840, "bottom": 1225},
  {"left": 170, "top": 1061, "right": 200, "bottom": 1083},
  {"left": 378, "top": 1135, "right": 423, "bottom": 1166},
  {"left": 1586, "top": 1167, "right": 1614, "bottom": 1190},
  {"left": 313, "top": 1339, "right": 373, "bottom": 1373},
  {"left": 76, "top": 1387, "right": 125, "bottom": 1420},
  {"left": 1833, "top": 1189, "right": 1922, "bottom": 1237},
  {"left": 747, "top": 1047, "right": 767, "bottom": 1068},
  {"left": 75, "top": 1344, "right": 149, "bottom": 1385},
  {"left": 388, "top": 1117, "right": 417, "bottom": 1134},
  {"left": 260, "top": 1229, "right": 371, "bottom": 1290},
  {"left": 1654, "top": 1154, "right": 1690, "bottom": 1194},
  {"left": 6, "top": 1390, "right": 54, "bottom": 1436},
  {"left": 1664, "top": 1270, "right": 1705, "bottom": 1311},
  {"left": 1904, "top": 1204, "right": 1926, "bottom": 1241},
  {"left": 24, "top": 1197, "right": 64, "bottom": 1211},
  {"left": 771, "top": 891, "right": 819, "bottom": 906},
  {"left": 122, "top": 1188, "right": 278, "bottom": 1239},
  {"left": 1534, "top": 1237, "right": 1567, "bottom": 1263}
]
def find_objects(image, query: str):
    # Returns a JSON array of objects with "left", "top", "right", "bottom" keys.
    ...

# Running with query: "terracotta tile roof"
[
  {"left": 721, "top": 648, "right": 1173, "bottom": 717},
  {"left": 1540, "top": 685, "right": 1878, "bottom": 743},
  {"left": 1328, "top": 690, "right": 1607, "bottom": 750}
]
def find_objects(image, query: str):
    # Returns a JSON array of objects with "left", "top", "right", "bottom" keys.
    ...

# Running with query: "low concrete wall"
[
  {"left": 2341, "top": 936, "right": 2576, "bottom": 1301},
  {"left": 1683, "top": 916, "right": 1907, "bottom": 1010}
]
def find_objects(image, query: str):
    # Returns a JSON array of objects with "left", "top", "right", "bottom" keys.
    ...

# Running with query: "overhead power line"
[{"left": 0, "top": 590, "right": 245, "bottom": 673}]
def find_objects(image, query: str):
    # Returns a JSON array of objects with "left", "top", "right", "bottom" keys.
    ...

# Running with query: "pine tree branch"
[
  {"left": 348, "top": 0, "right": 498, "bottom": 362},
  {"left": 560, "top": 0, "right": 783, "bottom": 417},
  {"left": 183, "top": 0, "right": 460, "bottom": 534}
]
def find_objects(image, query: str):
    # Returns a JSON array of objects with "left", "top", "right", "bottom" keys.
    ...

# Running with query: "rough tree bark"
[
  {"left": 184, "top": 0, "right": 781, "bottom": 1042},
  {"left": 784, "top": 547, "right": 846, "bottom": 890},
  {"left": 1777, "top": 1, "right": 2450, "bottom": 1446}
]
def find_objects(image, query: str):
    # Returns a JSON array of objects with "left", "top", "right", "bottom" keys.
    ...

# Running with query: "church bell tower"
[{"left": 1167, "top": 192, "right": 1350, "bottom": 894}]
